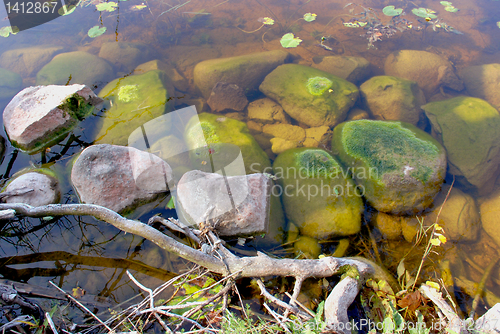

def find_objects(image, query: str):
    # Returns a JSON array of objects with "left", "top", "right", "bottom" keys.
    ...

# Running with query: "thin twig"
[{"left": 255, "top": 279, "right": 301, "bottom": 316}]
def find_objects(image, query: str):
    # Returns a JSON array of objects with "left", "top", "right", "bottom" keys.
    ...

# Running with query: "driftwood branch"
[{"left": 0, "top": 202, "right": 375, "bottom": 328}]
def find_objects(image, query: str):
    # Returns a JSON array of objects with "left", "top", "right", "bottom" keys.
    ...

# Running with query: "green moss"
[
  {"left": 341, "top": 120, "right": 439, "bottom": 183},
  {"left": 306, "top": 76, "right": 333, "bottom": 96},
  {"left": 57, "top": 93, "right": 94, "bottom": 121},
  {"left": 117, "top": 84, "right": 139, "bottom": 102},
  {"left": 200, "top": 122, "right": 220, "bottom": 144},
  {"left": 338, "top": 264, "right": 360, "bottom": 280},
  {"left": 297, "top": 149, "right": 341, "bottom": 178}
]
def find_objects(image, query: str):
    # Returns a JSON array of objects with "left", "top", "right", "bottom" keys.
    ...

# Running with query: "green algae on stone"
[
  {"left": 332, "top": 120, "right": 446, "bottom": 214},
  {"left": 306, "top": 77, "right": 333, "bottom": 96},
  {"left": 95, "top": 70, "right": 174, "bottom": 145},
  {"left": 184, "top": 113, "right": 271, "bottom": 174},
  {"left": 259, "top": 64, "right": 359, "bottom": 127},
  {"left": 57, "top": 93, "right": 95, "bottom": 121},
  {"left": 273, "top": 147, "right": 363, "bottom": 239},
  {"left": 422, "top": 96, "right": 500, "bottom": 189}
]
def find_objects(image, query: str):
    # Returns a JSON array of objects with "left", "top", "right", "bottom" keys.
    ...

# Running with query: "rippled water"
[{"left": 0, "top": 0, "right": 500, "bottom": 321}]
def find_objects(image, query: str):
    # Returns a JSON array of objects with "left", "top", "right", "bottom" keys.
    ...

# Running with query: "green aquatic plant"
[
  {"left": 117, "top": 85, "right": 139, "bottom": 102},
  {"left": 382, "top": 5, "right": 403, "bottom": 16},
  {"left": 96, "top": 1, "right": 117, "bottom": 12},
  {"left": 411, "top": 8, "right": 437, "bottom": 19},
  {"left": 0, "top": 26, "right": 19, "bottom": 38},
  {"left": 306, "top": 76, "right": 333, "bottom": 96},
  {"left": 87, "top": 25, "right": 106, "bottom": 38},
  {"left": 303, "top": 13, "right": 317, "bottom": 22},
  {"left": 280, "top": 32, "right": 302, "bottom": 48}
]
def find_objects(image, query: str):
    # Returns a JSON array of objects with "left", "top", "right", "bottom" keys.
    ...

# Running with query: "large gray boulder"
[
  {"left": 71, "top": 144, "right": 173, "bottom": 215},
  {"left": 176, "top": 170, "right": 271, "bottom": 237},
  {"left": 260, "top": 64, "right": 359, "bottom": 127},
  {"left": 36, "top": 51, "right": 114, "bottom": 88},
  {"left": 360, "top": 76, "right": 426, "bottom": 126},
  {"left": 384, "top": 50, "right": 464, "bottom": 97},
  {"left": 194, "top": 50, "right": 289, "bottom": 98},
  {"left": 0, "top": 45, "right": 64, "bottom": 77},
  {"left": 3, "top": 84, "right": 99, "bottom": 153},
  {"left": 2, "top": 170, "right": 60, "bottom": 206},
  {"left": 460, "top": 63, "right": 500, "bottom": 111}
]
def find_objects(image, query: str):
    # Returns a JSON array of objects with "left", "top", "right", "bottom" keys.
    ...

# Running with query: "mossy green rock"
[
  {"left": 422, "top": 97, "right": 500, "bottom": 189},
  {"left": 184, "top": 112, "right": 271, "bottom": 174},
  {"left": 332, "top": 120, "right": 446, "bottom": 214},
  {"left": 183, "top": 112, "right": 285, "bottom": 246},
  {"left": 36, "top": 51, "right": 114, "bottom": 88},
  {"left": 360, "top": 76, "right": 426, "bottom": 126},
  {"left": 259, "top": 64, "right": 359, "bottom": 127},
  {"left": 194, "top": 50, "right": 289, "bottom": 98},
  {"left": 95, "top": 70, "right": 174, "bottom": 145},
  {"left": 0, "top": 68, "right": 22, "bottom": 100},
  {"left": 273, "top": 148, "right": 363, "bottom": 239},
  {"left": 461, "top": 64, "right": 500, "bottom": 111}
]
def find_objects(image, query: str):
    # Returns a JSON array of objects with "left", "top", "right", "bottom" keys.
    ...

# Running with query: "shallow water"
[{"left": 0, "top": 0, "right": 500, "bottom": 323}]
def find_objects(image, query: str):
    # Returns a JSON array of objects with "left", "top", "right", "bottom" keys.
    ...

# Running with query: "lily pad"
[
  {"left": 259, "top": 17, "right": 274, "bottom": 25},
  {"left": 88, "top": 25, "right": 107, "bottom": 38},
  {"left": 303, "top": 13, "right": 317, "bottom": 22},
  {"left": 444, "top": 6, "right": 458, "bottom": 12},
  {"left": 280, "top": 33, "right": 302, "bottom": 48},
  {"left": 497, "top": 21, "right": 500, "bottom": 28},
  {"left": 0, "top": 26, "right": 19, "bottom": 37},
  {"left": 412, "top": 7, "right": 437, "bottom": 19},
  {"left": 58, "top": 4, "right": 76, "bottom": 15},
  {"left": 96, "top": 1, "right": 118, "bottom": 11},
  {"left": 440, "top": 1, "right": 453, "bottom": 5},
  {"left": 383, "top": 5, "right": 403, "bottom": 16}
]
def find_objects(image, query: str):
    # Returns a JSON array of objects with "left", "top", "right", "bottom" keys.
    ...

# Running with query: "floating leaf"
[
  {"left": 166, "top": 196, "right": 175, "bottom": 209},
  {"left": 58, "top": 4, "right": 76, "bottom": 15},
  {"left": 280, "top": 32, "right": 302, "bottom": 48},
  {"left": 445, "top": 6, "right": 458, "bottom": 12},
  {"left": 259, "top": 17, "right": 274, "bottom": 25},
  {"left": 382, "top": 5, "right": 403, "bottom": 16},
  {"left": 412, "top": 7, "right": 437, "bottom": 19},
  {"left": 130, "top": 4, "right": 147, "bottom": 10},
  {"left": 0, "top": 26, "right": 18, "bottom": 37},
  {"left": 425, "top": 281, "right": 440, "bottom": 290},
  {"left": 430, "top": 238, "right": 441, "bottom": 246},
  {"left": 497, "top": 21, "right": 500, "bottom": 28},
  {"left": 72, "top": 287, "right": 85, "bottom": 298},
  {"left": 88, "top": 25, "right": 107, "bottom": 38},
  {"left": 96, "top": 1, "right": 118, "bottom": 11},
  {"left": 440, "top": 1, "right": 453, "bottom": 5},
  {"left": 303, "top": 13, "right": 317, "bottom": 22}
]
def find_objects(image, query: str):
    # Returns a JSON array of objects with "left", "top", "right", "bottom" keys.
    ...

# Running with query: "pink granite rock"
[{"left": 176, "top": 170, "right": 271, "bottom": 237}]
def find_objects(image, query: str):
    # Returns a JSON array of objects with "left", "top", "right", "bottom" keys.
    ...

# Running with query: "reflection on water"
[{"left": 0, "top": 0, "right": 500, "bottom": 319}]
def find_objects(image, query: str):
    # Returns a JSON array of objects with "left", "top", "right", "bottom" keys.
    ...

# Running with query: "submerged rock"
[
  {"left": 95, "top": 70, "right": 174, "bottom": 145},
  {"left": 425, "top": 185, "right": 480, "bottom": 242},
  {"left": 99, "top": 42, "right": 150, "bottom": 72},
  {"left": 134, "top": 59, "right": 189, "bottom": 92},
  {"left": 3, "top": 84, "right": 98, "bottom": 153},
  {"left": 273, "top": 148, "right": 364, "bottom": 239},
  {"left": 480, "top": 188, "right": 500, "bottom": 248},
  {"left": 460, "top": 63, "right": 500, "bottom": 111},
  {"left": 259, "top": 64, "right": 358, "bottom": 127},
  {"left": 176, "top": 170, "right": 271, "bottom": 237},
  {"left": 312, "top": 55, "right": 372, "bottom": 84},
  {"left": 422, "top": 97, "right": 500, "bottom": 189},
  {"left": 0, "top": 45, "right": 64, "bottom": 77},
  {"left": 384, "top": 50, "right": 464, "bottom": 97},
  {"left": 36, "top": 51, "right": 114, "bottom": 88},
  {"left": 2, "top": 170, "right": 60, "bottom": 206},
  {"left": 194, "top": 50, "right": 289, "bottom": 98},
  {"left": 360, "top": 76, "right": 426, "bottom": 126},
  {"left": 183, "top": 112, "right": 271, "bottom": 174},
  {"left": 71, "top": 144, "right": 173, "bottom": 215},
  {"left": 332, "top": 120, "right": 446, "bottom": 214},
  {"left": 0, "top": 68, "right": 22, "bottom": 100},
  {"left": 207, "top": 82, "right": 248, "bottom": 112},
  {"left": 247, "top": 98, "right": 290, "bottom": 124}
]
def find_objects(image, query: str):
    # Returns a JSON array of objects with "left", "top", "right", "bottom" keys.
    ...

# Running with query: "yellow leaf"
[
  {"left": 435, "top": 224, "right": 443, "bottom": 231},
  {"left": 425, "top": 281, "right": 440, "bottom": 290},
  {"left": 430, "top": 238, "right": 441, "bottom": 246},
  {"left": 72, "top": 287, "right": 85, "bottom": 299},
  {"left": 262, "top": 17, "right": 275, "bottom": 25},
  {"left": 438, "top": 234, "right": 447, "bottom": 244}
]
